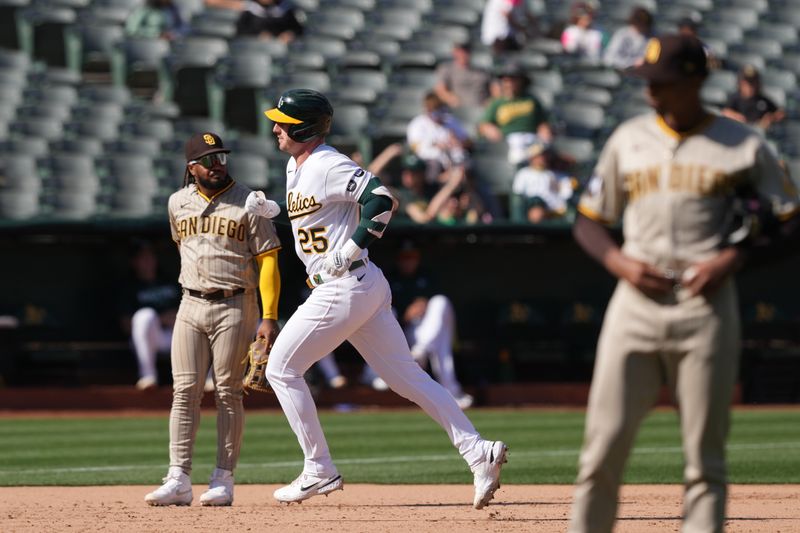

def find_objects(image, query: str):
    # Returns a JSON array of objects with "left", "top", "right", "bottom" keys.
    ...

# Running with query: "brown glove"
[{"left": 242, "top": 337, "right": 271, "bottom": 393}]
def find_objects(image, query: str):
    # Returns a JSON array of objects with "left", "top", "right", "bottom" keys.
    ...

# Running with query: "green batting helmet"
[{"left": 264, "top": 89, "right": 333, "bottom": 143}]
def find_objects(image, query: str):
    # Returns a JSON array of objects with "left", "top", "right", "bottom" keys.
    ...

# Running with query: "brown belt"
[{"left": 182, "top": 287, "right": 245, "bottom": 301}]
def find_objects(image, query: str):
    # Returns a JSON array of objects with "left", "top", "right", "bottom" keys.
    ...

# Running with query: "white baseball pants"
[
  {"left": 266, "top": 261, "right": 488, "bottom": 477},
  {"left": 406, "top": 294, "right": 465, "bottom": 398},
  {"left": 131, "top": 307, "right": 173, "bottom": 382}
]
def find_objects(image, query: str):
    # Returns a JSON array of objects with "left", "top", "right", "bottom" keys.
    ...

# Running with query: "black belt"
[
  {"left": 183, "top": 287, "right": 245, "bottom": 301},
  {"left": 349, "top": 259, "right": 366, "bottom": 271},
  {"left": 306, "top": 259, "right": 368, "bottom": 289}
]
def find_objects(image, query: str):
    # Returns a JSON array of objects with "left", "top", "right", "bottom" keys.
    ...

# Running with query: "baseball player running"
[
  {"left": 245, "top": 89, "right": 507, "bottom": 508},
  {"left": 145, "top": 132, "right": 282, "bottom": 506},
  {"left": 568, "top": 35, "right": 800, "bottom": 532}
]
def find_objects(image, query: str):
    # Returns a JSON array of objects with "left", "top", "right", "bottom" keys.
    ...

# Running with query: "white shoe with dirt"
[
  {"left": 472, "top": 440, "right": 508, "bottom": 509},
  {"left": 145, "top": 467, "right": 193, "bottom": 506},
  {"left": 200, "top": 467, "right": 234, "bottom": 506},
  {"left": 273, "top": 473, "right": 344, "bottom": 503}
]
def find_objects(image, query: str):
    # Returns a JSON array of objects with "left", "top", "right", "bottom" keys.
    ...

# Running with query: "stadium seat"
[
  {"left": 707, "top": 8, "right": 759, "bottom": 31},
  {"left": 0, "top": 136, "right": 49, "bottom": 158},
  {"left": 16, "top": 5, "right": 78, "bottom": 68},
  {"left": 64, "top": 117, "right": 120, "bottom": 142},
  {"left": 226, "top": 153, "right": 269, "bottom": 190},
  {"left": 208, "top": 52, "right": 272, "bottom": 134},
  {"left": 11, "top": 118, "right": 65, "bottom": 141},
  {"left": 46, "top": 191, "right": 98, "bottom": 219},
  {"left": 321, "top": 0, "right": 374, "bottom": 9},
  {"left": 0, "top": 155, "right": 41, "bottom": 194},
  {"left": 389, "top": 50, "right": 437, "bottom": 70},
  {"left": 730, "top": 38, "right": 783, "bottom": 62},
  {"left": 188, "top": 9, "right": 238, "bottom": 39},
  {"left": 291, "top": 36, "right": 348, "bottom": 61},
  {"left": 105, "top": 137, "right": 163, "bottom": 157},
  {"left": 119, "top": 117, "right": 175, "bottom": 143},
  {"left": 110, "top": 36, "right": 170, "bottom": 98},
  {"left": 228, "top": 36, "right": 288, "bottom": 59},
  {"left": 557, "top": 102, "right": 606, "bottom": 139},
  {"left": 167, "top": 36, "right": 229, "bottom": 116},
  {"left": 0, "top": 0, "right": 30, "bottom": 50},
  {"left": 0, "top": 190, "right": 40, "bottom": 219},
  {"left": 327, "top": 103, "right": 370, "bottom": 157},
  {"left": 50, "top": 137, "right": 104, "bottom": 156},
  {"left": 552, "top": 137, "right": 595, "bottom": 165},
  {"left": 68, "top": 22, "right": 124, "bottom": 77},
  {"left": 470, "top": 152, "right": 516, "bottom": 195}
]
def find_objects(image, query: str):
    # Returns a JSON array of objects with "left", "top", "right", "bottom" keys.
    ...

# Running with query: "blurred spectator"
[
  {"left": 117, "top": 239, "right": 181, "bottom": 390},
  {"left": 561, "top": 1, "right": 606, "bottom": 62},
  {"left": 434, "top": 41, "right": 491, "bottom": 110},
  {"left": 603, "top": 6, "right": 654, "bottom": 69},
  {"left": 386, "top": 242, "right": 474, "bottom": 409},
  {"left": 478, "top": 63, "right": 553, "bottom": 167},
  {"left": 677, "top": 16, "right": 720, "bottom": 69},
  {"left": 722, "top": 65, "right": 785, "bottom": 131},
  {"left": 407, "top": 92, "right": 472, "bottom": 184},
  {"left": 509, "top": 143, "right": 576, "bottom": 223},
  {"left": 235, "top": 0, "right": 304, "bottom": 43},
  {"left": 481, "top": 0, "right": 539, "bottom": 55},
  {"left": 434, "top": 170, "right": 490, "bottom": 226},
  {"left": 125, "top": 0, "right": 189, "bottom": 41}
]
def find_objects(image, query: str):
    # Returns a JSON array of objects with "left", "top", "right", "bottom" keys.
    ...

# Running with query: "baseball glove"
[{"left": 242, "top": 337, "right": 272, "bottom": 393}]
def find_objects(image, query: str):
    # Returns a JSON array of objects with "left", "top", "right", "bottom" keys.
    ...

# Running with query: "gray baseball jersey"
[
  {"left": 167, "top": 180, "right": 280, "bottom": 473},
  {"left": 570, "top": 112, "right": 799, "bottom": 532}
]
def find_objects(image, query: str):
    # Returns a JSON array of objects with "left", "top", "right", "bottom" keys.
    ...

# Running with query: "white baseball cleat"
[
  {"left": 455, "top": 393, "right": 474, "bottom": 410},
  {"left": 472, "top": 440, "right": 508, "bottom": 509},
  {"left": 273, "top": 473, "right": 344, "bottom": 503},
  {"left": 136, "top": 376, "right": 157, "bottom": 391},
  {"left": 200, "top": 467, "right": 234, "bottom": 506},
  {"left": 145, "top": 467, "right": 193, "bottom": 506}
]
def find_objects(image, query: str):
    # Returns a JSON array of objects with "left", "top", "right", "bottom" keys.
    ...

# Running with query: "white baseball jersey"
[{"left": 284, "top": 144, "right": 372, "bottom": 276}]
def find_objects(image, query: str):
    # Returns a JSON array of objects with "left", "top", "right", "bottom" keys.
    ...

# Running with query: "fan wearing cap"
[
  {"left": 246, "top": 88, "right": 508, "bottom": 508},
  {"left": 144, "top": 131, "right": 282, "bottom": 507},
  {"left": 510, "top": 143, "right": 575, "bottom": 224},
  {"left": 568, "top": 34, "right": 800, "bottom": 532},
  {"left": 478, "top": 62, "right": 553, "bottom": 167},
  {"left": 722, "top": 64, "right": 785, "bottom": 131}
]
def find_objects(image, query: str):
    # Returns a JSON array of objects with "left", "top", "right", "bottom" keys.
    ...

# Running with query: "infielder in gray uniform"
[
  {"left": 145, "top": 132, "right": 282, "bottom": 507},
  {"left": 246, "top": 88, "right": 508, "bottom": 509},
  {"left": 568, "top": 35, "right": 800, "bottom": 533}
]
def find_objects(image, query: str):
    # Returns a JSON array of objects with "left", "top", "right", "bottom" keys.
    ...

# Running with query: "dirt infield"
[{"left": 2, "top": 484, "right": 798, "bottom": 532}]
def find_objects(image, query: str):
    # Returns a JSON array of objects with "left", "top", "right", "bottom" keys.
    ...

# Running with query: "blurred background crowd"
[{"left": 1, "top": 0, "right": 798, "bottom": 225}]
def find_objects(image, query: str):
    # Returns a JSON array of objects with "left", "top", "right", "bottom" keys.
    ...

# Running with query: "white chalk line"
[{"left": 0, "top": 441, "right": 798, "bottom": 476}]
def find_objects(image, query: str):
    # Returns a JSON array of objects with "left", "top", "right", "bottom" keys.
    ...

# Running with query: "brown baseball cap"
[
  {"left": 628, "top": 34, "right": 708, "bottom": 83},
  {"left": 184, "top": 132, "right": 230, "bottom": 161}
]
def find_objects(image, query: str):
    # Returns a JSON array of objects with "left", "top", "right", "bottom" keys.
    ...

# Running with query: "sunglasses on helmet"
[{"left": 189, "top": 153, "right": 228, "bottom": 168}]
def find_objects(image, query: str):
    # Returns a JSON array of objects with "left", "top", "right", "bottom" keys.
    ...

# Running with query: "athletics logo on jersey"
[
  {"left": 354, "top": 169, "right": 365, "bottom": 178},
  {"left": 287, "top": 190, "right": 322, "bottom": 219},
  {"left": 346, "top": 179, "right": 357, "bottom": 192}
]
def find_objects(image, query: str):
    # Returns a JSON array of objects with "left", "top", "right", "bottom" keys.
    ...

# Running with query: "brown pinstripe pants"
[{"left": 168, "top": 290, "right": 258, "bottom": 473}]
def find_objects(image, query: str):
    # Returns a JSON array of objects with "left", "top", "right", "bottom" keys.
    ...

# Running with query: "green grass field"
[{"left": 1, "top": 408, "right": 798, "bottom": 486}]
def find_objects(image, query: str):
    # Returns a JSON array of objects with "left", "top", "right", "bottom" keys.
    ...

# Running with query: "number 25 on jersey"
[{"left": 298, "top": 227, "right": 329, "bottom": 254}]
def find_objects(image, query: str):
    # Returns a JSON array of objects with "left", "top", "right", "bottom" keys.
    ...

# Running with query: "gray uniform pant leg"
[
  {"left": 569, "top": 282, "right": 664, "bottom": 533},
  {"left": 671, "top": 282, "right": 740, "bottom": 533}
]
